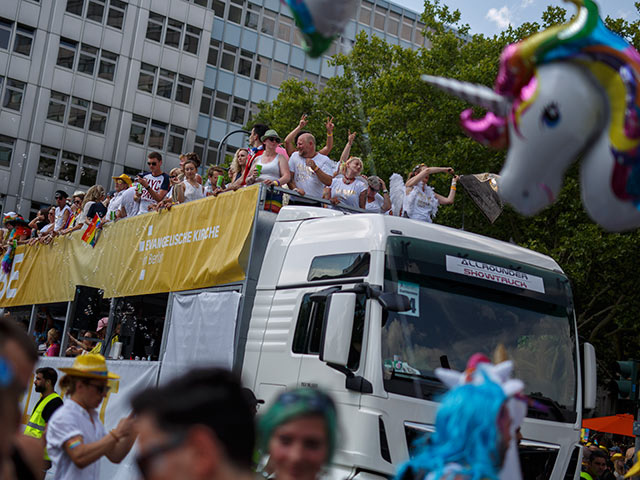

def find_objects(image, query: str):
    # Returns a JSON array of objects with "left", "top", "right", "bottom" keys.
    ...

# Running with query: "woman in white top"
[
  {"left": 247, "top": 129, "right": 290, "bottom": 187},
  {"left": 365, "top": 176, "right": 391, "bottom": 213},
  {"left": 174, "top": 159, "right": 204, "bottom": 203},
  {"left": 324, "top": 156, "right": 367, "bottom": 209},
  {"left": 403, "top": 164, "right": 458, "bottom": 223}
]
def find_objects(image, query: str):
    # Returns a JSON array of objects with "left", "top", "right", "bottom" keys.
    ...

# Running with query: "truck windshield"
[{"left": 382, "top": 236, "right": 577, "bottom": 423}]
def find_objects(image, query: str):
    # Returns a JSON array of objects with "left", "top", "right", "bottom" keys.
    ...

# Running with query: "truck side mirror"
[
  {"left": 583, "top": 342, "right": 597, "bottom": 410},
  {"left": 378, "top": 293, "right": 411, "bottom": 312},
  {"left": 319, "top": 293, "right": 356, "bottom": 367}
]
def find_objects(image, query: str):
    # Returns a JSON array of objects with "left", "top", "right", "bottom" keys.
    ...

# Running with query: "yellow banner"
[{"left": 0, "top": 187, "right": 260, "bottom": 307}]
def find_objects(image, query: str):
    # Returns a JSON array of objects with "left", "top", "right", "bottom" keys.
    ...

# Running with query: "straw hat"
[{"left": 59, "top": 354, "right": 120, "bottom": 380}]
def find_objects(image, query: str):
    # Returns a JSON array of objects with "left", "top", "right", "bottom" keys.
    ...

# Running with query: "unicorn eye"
[{"left": 541, "top": 103, "right": 560, "bottom": 127}]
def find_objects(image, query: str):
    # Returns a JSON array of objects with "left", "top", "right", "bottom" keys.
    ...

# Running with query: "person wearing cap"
[
  {"left": 46, "top": 354, "right": 136, "bottom": 480},
  {"left": 612, "top": 452, "right": 626, "bottom": 479},
  {"left": 247, "top": 129, "right": 291, "bottom": 188},
  {"left": 365, "top": 176, "right": 391, "bottom": 213},
  {"left": 53, "top": 190, "right": 71, "bottom": 233},
  {"left": 87, "top": 318, "right": 109, "bottom": 355},
  {"left": 106, "top": 173, "right": 132, "bottom": 221}
]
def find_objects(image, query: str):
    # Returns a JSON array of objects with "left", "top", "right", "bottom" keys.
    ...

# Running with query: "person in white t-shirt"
[
  {"left": 133, "top": 152, "right": 170, "bottom": 214},
  {"left": 53, "top": 190, "right": 71, "bottom": 233},
  {"left": 287, "top": 133, "right": 336, "bottom": 199},
  {"left": 105, "top": 174, "right": 132, "bottom": 221},
  {"left": 365, "top": 176, "right": 391, "bottom": 213},
  {"left": 324, "top": 156, "right": 367, "bottom": 209}
]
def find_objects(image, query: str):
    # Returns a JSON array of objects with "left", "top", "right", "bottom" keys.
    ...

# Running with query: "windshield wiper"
[{"left": 527, "top": 393, "right": 569, "bottom": 422}]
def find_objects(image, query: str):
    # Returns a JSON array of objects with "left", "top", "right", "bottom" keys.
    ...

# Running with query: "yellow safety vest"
[
  {"left": 24, "top": 392, "right": 62, "bottom": 461},
  {"left": 580, "top": 472, "right": 593, "bottom": 480}
]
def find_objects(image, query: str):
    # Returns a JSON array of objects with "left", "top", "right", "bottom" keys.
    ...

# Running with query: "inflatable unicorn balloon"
[{"left": 422, "top": 0, "right": 640, "bottom": 231}]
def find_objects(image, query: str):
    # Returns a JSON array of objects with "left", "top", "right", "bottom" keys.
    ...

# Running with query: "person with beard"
[{"left": 24, "top": 367, "right": 63, "bottom": 470}]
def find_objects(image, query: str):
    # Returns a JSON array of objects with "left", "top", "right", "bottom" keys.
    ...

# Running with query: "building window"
[
  {"left": 13, "top": 24, "right": 35, "bottom": 56},
  {"left": 107, "top": 0, "right": 126, "bottom": 29},
  {"left": 401, "top": 18, "right": 414, "bottom": 41},
  {"left": 0, "top": 19, "right": 12, "bottom": 50},
  {"left": 238, "top": 49, "right": 253, "bottom": 77},
  {"left": 207, "top": 39, "right": 219, "bottom": 66},
  {"left": 230, "top": 97, "right": 246, "bottom": 125},
  {"left": 89, "top": 103, "right": 109, "bottom": 133},
  {"left": 212, "top": 0, "right": 225, "bottom": 18},
  {"left": 194, "top": 135, "right": 206, "bottom": 163},
  {"left": 129, "top": 114, "right": 147, "bottom": 145},
  {"left": 270, "top": 61, "right": 287, "bottom": 88},
  {"left": 146, "top": 12, "right": 201, "bottom": 55},
  {"left": 148, "top": 121, "right": 167, "bottom": 149},
  {"left": 65, "top": 0, "right": 126, "bottom": 30},
  {"left": 38, "top": 147, "right": 58, "bottom": 177},
  {"left": 98, "top": 50, "right": 117, "bottom": 81},
  {"left": 47, "top": 91, "right": 68, "bottom": 122},
  {"left": 80, "top": 156, "right": 100, "bottom": 186},
  {"left": 56, "top": 38, "right": 77, "bottom": 68},
  {"left": 175, "top": 75, "right": 193, "bottom": 104},
  {"left": 78, "top": 44, "right": 98, "bottom": 75},
  {"left": 183, "top": 25, "right": 200, "bottom": 54},
  {"left": 245, "top": 4, "right": 258, "bottom": 30},
  {"left": 56, "top": 39, "right": 118, "bottom": 83},
  {"left": 261, "top": 9, "right": 276, "bottom": 36},
  {"left": 373, "top": 7, "right": 385, "bottom": 31},
  {"left": 388, "top": 12, "right": 400, "bottom": 36},
  {"left": 0, "top": 135, "right": 14, "bottom": 168},
  {"left": 254, "top": 56, "right": 269, "bottom": 82},
  {"left": 213, "top": 92, "right": 229, "bottom": 120},
  {"left": 220, "top": 43, "right": 236, "bottom": 71},
  {"left": 2, "top": 78, "right": 26, "bottom": 112},
  {"left": 59, "top": 151, "right": 79, "bottom": 183},
  {"left": 200, "top": 87, "right": 213, "bottom": 115},
  {"left": 157, "top": 69, "right": 175, "bottom": 98},
  {"left": 168, "top": 126, "right": 185, "bottom": 154},
  {"left": 227, "top": 0, "right": 243, "bottom": 24},
  {"left": 138, "top": 63, "right": 156, "bottom": 93},
  {"left": 359, "top": 1, "right": 373, "bottom": 24},
  {"left": 277, "top": 15, "right": 292, "bottom": 42},
  {"left": 146, "top": 12, "right": 163, "bottom": 42},
  {"left": 46, "top": 91, "right": 110, "bottom": 135}
]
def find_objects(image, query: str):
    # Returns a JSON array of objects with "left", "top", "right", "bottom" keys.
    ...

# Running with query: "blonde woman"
[
  {"left": 403, "top": 164, "right": 457, "bottom": 223},
  {"left": 323, "top": 156, "right": 367, "bottom": 209},
  {"left": 79, "top": 185, "right": 107, "bottom": 225},
  {"left": 152, "top": 168, "right": 183, "bottom": 210}
]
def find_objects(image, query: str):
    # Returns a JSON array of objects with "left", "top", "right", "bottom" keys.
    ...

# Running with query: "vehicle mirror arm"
[{"left": 326, "top": 363, "right": 373, "bottom": 394}]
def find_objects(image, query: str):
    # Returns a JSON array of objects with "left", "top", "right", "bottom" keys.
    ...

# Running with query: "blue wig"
[{"left": 396, "top": 375, "right": 507, "bottom": 480}]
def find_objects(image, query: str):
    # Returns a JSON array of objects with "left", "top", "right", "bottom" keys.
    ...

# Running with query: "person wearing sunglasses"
[
  {"left": 131, "top": 368, "right": 256, "bottom": 480},
  {"left": 259, "top": 388, "right": 338, "bottom": 480},
  {"left": 134, "top": 152, "right": 170, "bottom": 215},
  {"left": 247, "top": 129, "right": 291, "bottom": 188},
  {"left": 46, "top": 354, "right": 136, "bottom": 480}
]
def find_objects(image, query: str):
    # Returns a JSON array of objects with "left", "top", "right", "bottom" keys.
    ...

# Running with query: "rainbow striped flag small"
[{"left": 81, "top": 214, "right": 101, "bottom": 247}]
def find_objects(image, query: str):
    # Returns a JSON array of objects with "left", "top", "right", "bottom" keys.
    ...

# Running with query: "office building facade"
[{"left": 0, "top": 0, "right": 426, "bottom": 217}]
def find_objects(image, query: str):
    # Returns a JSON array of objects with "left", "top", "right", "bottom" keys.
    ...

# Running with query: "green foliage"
[{"left": 248, "top": 0, "right": 640, "bottom": 388}]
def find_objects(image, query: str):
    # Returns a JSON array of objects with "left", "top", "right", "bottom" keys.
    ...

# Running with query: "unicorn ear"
[{"left": 421, "top": 74, "right": 512, "bottom": 117}]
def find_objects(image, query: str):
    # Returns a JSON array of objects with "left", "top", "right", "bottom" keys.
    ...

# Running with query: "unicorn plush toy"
[{"left": 422, "top": 0, "right": 640, "bottom": 232}]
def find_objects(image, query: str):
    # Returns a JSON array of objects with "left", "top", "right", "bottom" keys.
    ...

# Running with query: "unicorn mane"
[{"left": 495, "top": 0, "right": 640, "bottom": 205}]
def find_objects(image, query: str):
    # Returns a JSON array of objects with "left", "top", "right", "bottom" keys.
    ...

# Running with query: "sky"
[{"left": 395, "top": 0, "right": 638, "bottom": 36}]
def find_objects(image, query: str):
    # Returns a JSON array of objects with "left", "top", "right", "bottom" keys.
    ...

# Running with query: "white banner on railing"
[{"left": 20, "top": 357, "right": 160, "bottom": 480}]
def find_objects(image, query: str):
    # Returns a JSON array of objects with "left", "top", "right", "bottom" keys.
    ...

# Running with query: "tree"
[{"left": 248, "top": 0, "right": 640, "bottom": 394}]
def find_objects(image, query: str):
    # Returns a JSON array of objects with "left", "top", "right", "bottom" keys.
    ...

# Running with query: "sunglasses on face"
[
  {"left": 87, "top": 382, "right": 110, "bottom": 394},
  {"left": 74, "top": 200, "right": 82, "bottom": 204},
  {"left": 147, "top": 162, "right": 158, "bottom": 166},
  {"left": 136, "top": 434, "right": 186, "bottom": 479},
  {"left": 170, "top": 175, "right": 179, "bottom": 179},
  {"left": 265, "top": 138, "right": 279, "bottom": 143}
]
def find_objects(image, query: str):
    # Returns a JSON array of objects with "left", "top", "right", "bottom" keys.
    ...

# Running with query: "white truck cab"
[{"left": 243, "top": 206, "right": 596, "bottom": 480}]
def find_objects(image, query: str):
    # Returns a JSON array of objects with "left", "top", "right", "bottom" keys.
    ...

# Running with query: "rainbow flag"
[{"left": 81, "top": 214, "right": 101, "bottom": 247}]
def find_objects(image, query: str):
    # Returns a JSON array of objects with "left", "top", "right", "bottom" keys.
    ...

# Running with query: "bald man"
[{"left": 287, "top": 132, "right": 337, "bottom": 199}]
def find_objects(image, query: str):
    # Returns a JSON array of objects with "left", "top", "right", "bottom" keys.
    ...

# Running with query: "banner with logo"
[
  {"left": 21, "top": 357, "right": 160, "bottom": 480},
  {"left": 0, "top": 187, "right": 260, "bottom": 307}
]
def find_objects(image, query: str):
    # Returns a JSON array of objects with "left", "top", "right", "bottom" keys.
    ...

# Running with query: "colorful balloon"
[
  {"left": 282, "top": 0, "right": 357, "bottom": 58},
  {"left": 422, "top": 0, "right": 640, "bottom": 232}
]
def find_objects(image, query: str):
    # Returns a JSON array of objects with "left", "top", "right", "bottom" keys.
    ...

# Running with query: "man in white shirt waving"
[{"left": 287, "top": 133, "right": 336, "bottom": 199}]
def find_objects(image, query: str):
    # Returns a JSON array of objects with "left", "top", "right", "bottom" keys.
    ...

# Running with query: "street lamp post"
[{"left": 215, "top": 129, "right": 250, "bottom": 168}]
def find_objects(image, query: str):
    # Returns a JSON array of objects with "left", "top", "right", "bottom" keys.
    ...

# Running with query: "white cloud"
[
  {"left": 521, "top": 0, "right": 535, "bottom": 7},
  {"left": 486, "top": 6, "right": 513, "bottom": 30}
]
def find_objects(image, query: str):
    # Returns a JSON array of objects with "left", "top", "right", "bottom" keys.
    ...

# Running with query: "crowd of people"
[
  {"left": 581, "top": 440, "right": 638, "bottom": 480},
  {"left": 0, "top": 114, "right": 459, "bottom": 257}
]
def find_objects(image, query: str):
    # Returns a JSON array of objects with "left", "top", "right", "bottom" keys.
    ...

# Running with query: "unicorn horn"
[{"left": 421, "top": 74, "right": 512, "bottom": 117}]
